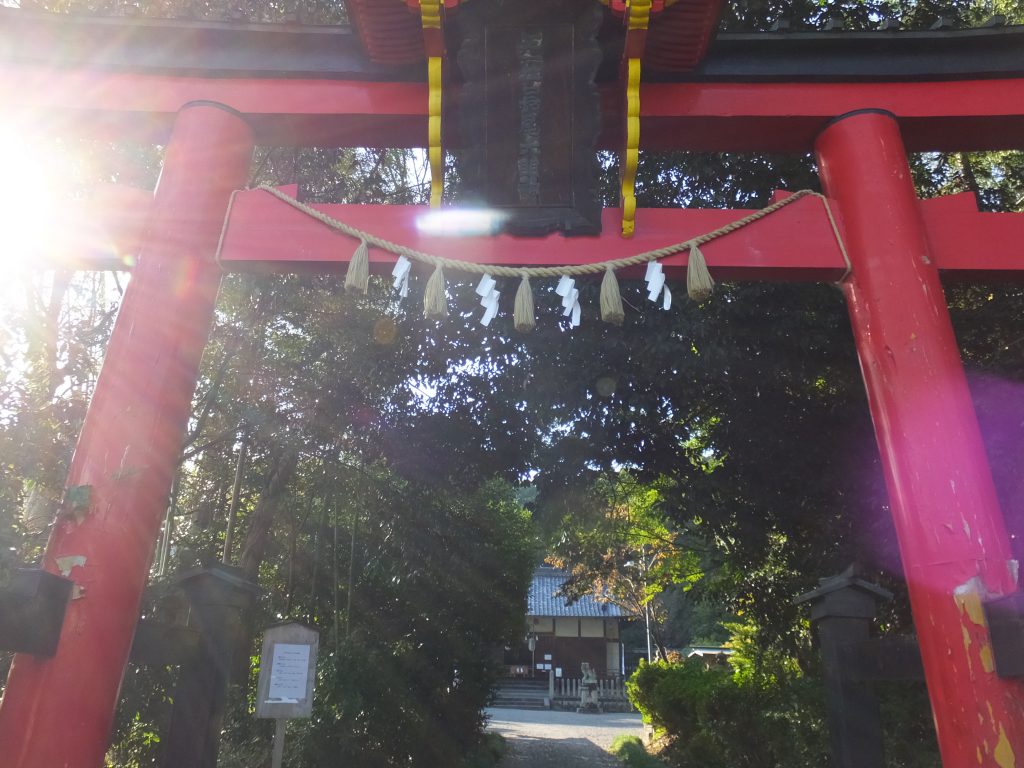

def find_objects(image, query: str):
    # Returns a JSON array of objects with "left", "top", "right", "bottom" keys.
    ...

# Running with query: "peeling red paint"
[{"left": 994, "top": 726, "right": 1015, "bottom": 767}]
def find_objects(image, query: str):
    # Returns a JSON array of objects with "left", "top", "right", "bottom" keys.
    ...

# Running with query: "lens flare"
[{"left": 415, "top": 208, "right": 507, "bottom": 237}]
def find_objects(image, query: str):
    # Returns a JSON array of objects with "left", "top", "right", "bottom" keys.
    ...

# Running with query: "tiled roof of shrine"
[{"left": 527, "top": 566, "right": 627, "bottom": 618}]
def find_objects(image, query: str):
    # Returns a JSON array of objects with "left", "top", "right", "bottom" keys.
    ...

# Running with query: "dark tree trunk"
[{"left": 239, "top": 450, "right": 297, "bottom": 580}]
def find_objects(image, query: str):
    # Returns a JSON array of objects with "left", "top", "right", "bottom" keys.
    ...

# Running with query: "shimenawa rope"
[{"left": 253, "top": 185, "right": 850, "bottom": 327}]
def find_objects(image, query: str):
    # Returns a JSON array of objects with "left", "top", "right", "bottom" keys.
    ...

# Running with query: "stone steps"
[
  {"left": 491, "top": 699, "right": 548, "bottom": 711},
  {"left": 492, "top": 680, "right": 550, "bottom": 710}
]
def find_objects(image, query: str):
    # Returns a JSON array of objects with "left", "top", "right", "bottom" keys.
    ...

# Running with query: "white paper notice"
[{"left": 268, "top": 643, "right": 310, "bottom": 702}]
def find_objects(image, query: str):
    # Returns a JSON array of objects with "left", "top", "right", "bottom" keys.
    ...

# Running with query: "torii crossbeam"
[{"left": 0, "top": 6, "right": 1023, "bottom": 767}]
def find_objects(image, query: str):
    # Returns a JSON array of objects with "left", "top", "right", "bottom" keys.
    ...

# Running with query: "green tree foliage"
[
  {"left": 166, "top": 475, "right": 536, "bottom": 768},
  {"left": 109, "top": 470, "right": 537, "bottom": 767},
  {"left": 721, "top": 0, "right": 1023, "bottom": 31},
  {"left": 285, "top": 480, "right": 536, "bottom": 768},
  {"left": 548, "top": 472, "right": 706, "bottom": 658}
]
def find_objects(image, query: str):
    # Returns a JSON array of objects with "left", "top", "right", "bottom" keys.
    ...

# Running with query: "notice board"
[{"left": 256, "top": 622, "right": 319, "bottom": 719}]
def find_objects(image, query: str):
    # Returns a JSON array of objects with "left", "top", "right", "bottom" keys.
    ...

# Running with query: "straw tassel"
[
  {"left": 514, "top": 275, "right": 536, "bottom": 333},
  {"left": 686, "top": 244, "right": 715, "bottom": 302},
  {"left": 423, "top": 264, "right": 448, "bottom": 320},
  {"left": 344, "top": 239, "right": 370, "bottom": 294},
  {"left": 600, "top": 267, "right": 625, "bottom": 326}
]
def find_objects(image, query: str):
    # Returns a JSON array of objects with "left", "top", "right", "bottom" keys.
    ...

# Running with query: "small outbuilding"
[{"left": 684, "top": 646, "right": 733, "bottom": 669}]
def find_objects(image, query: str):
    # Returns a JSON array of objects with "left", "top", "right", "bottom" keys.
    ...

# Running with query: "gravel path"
[{"left": 485, "top": 707, "right": 644, "bottom": 767}]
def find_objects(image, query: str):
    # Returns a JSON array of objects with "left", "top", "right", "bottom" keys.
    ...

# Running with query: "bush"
[
  {"left": 609, "top": 735, "right": 667, "bottom": 768},
  {"left": 626, "top": 658, "right": 829, "bottom": 768},
  {"left": 627, "top": 659, "right": 730, "bottom": 745},
  {"left": 626, "top": 655, "right": 940, "bottom": 768}
]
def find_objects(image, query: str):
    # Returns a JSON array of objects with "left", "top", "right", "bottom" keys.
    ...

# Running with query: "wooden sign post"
[{"left": 256, "top": 622, "right": 319, "bottom": 768}]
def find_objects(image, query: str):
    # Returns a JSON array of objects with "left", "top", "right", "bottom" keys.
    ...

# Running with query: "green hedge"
[
  {"left": 625, "top": 658, "right": 940, "bottom": 768},
  {"left": 626, "top": 659, "right": 829, "bottom": 768},
  {"left": 609, "top": 735, "right": 667, "bottom": 768}
]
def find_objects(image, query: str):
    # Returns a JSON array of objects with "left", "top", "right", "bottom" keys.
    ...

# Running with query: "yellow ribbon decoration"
[
  {"left": 596, "top": 0, "right": 678, "bottom": 10},
  {"left": 619, "top": 0, "right": 651, "bottom": 237},
  {"left": 420, "top": 1, "right": 444, "bottom": 208},
  {"left": 428, "top": 55, "right": 443, "bottom": 208},
  {"left": 620, "top": 57, "right": 641, "bottom": 237},
  {"left": 419, "top": 0, "right": 441, "bottom": 29},
  {"left": 626, "top": 0, "right": 653, "bottom": 29}
]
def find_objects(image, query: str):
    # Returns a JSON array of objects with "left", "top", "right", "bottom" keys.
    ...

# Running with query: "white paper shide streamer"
[
  {"left": 392, "top": 255, "right": 412, "bottom": 299},
  {"left": 555, "top": 276, "right": 581, "bottom": 328},
  {"left": 644, "top": 261, "right": 672, "bottom": 310},
  {"left": 475, "top": 274, "right": 501, "bottom": 326}
]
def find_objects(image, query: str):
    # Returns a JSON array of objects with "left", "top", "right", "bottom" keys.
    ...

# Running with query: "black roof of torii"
[{"left": 0, "top": 8, "right": 1022, "bottom": 84}]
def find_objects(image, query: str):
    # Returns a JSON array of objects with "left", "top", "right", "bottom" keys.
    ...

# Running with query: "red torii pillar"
[
  {"left": 818, "top": 110, "right": 1024, "bottom": 765},
  {"left": 0, "top": 101, "right": 253, "bottom": 768}
]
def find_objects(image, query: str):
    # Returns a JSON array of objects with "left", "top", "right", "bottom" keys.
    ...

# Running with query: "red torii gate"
[{"left": 0, "top": 5, "right": 1023, "bottom": 767}]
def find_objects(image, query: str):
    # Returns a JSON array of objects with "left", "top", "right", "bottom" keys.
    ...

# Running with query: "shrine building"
[{"left": 520, "top": 565, "right": 628, "bottom": 679}]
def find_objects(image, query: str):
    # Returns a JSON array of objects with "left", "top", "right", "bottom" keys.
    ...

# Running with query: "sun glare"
[{"left": 0, "top": 125, "right": 90, "bottom": 308}]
